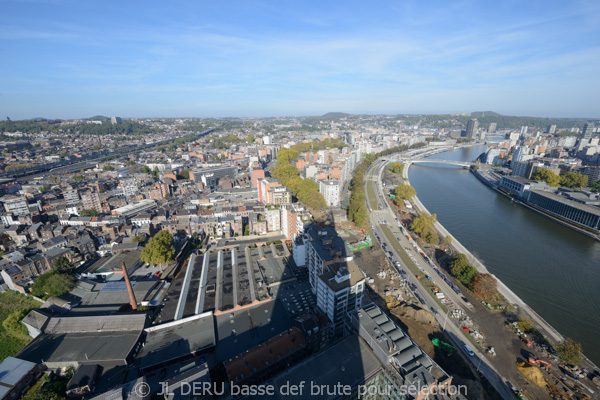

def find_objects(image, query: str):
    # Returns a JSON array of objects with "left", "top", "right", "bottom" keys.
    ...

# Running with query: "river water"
[{"left": 408, "top": 144, "right": 600, "bottom": 366}]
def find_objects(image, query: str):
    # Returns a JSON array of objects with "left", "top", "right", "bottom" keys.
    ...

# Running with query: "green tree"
[
  {"left": 449, "top": 253, "right": 479, "bottom": 285},
  {"left": 140, "top": 230, "right": 175, "bottom": 271},
  {"left": 54, "top": 256, "right": 74, "bottom": 274},
  {"left": 80, "top": 208, "right": 99, "bottom": 217},
  {"left": 142, "top": 165, "right": 152, "bottom": 174},
  {"left": 410, "top": 213, "right": 439, "bottom": 244},
  {"left": 531, "top": 168, "right": 560, "bottom": 187},
  {"left": 246, "top": 135, "right": 255, "bottom": 143},
  {"left": 132, "top": 235, "right": 146, "bottom": 243},
  {"left": 442, "top": 235, "right": 452, "bottom": 246},
  {"left": 590, "top": 180, "right": 600, "bottom": 193},
  {"left": 556, "top": 337, "right": 583, "bottom": 365},
  {"left": 152, "top": 166, "right": 160, "bottom": 179},
  {"left": 2, "top": 309, "right": 27, "bottom": 336},
  {"left": 72, "top": 175, "right": 85, "bottom": 183},
  {"left": 517, "top": 317, "right": 533, "bottom": 333},
  {"left": 30, "top": 271, "right": 76, "bottom": 300},
  {"left": 394, "top": 184, "right": 416, "bottom": 200},
  {"left": 450, "top": 254, "right": 470, "bottom": 276},
  {"left": 559, "top": 172, "right": 588, "bottom": 189},
  {"left": 102, "top": 165, "right": 115, "bottom": 171},
  {"left": 126, "top": 160, "right": 136, "bottom": 166},
  {"left": 389, "top": 162, "right": 404, "bottom": 174},
  {"left": 277, "top": 148, "right": 299, "bottom": 165}
]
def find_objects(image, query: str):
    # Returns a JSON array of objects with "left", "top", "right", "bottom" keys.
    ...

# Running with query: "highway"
[{"left": 363, "top": 149, "right": 516, "bottom": 400}]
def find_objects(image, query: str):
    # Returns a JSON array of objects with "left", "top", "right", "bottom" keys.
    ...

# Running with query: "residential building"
[
  {"left": 119, "top": 178, "right": 138, "bottom": 197},
  {"left": 315, "top": 260, "right": 364, "bottom": 335},
  {"left": 318, "top": 180, "right": 341, "bottom": 207},
  {"left": 251, "top": 169, "right": 265, "bottom": 189},
  {"left": 63, "top": 189, "right": 80, "bottom": 205},
  {"left": 267, "top": 186, "right": 292, "bottom": 205},
  {"left": 265, "top": 207, "right": 281, "bottom": 232},
  {"left": 2, "top": 196, "right": 29, "bottom": 216},
  {"left": 81, "top": 190, "right": 102, "bottom": 213}
]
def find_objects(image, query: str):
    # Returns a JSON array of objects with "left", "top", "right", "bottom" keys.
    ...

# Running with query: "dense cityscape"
[
  {"left": 0, "top": 113, "right": 597, "bottom": 399},
  {"left": 3, "top": 0, "right": 600, "bottom": 398}
]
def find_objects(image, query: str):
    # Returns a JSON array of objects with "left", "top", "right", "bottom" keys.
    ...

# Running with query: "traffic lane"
[{"left": 381, "top": 223, "right": 511, "bottom": 399}]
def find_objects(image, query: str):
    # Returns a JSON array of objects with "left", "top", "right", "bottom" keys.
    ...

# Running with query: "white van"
[{"left": 464, "top": 345, "right": 475, "bottom": 356}]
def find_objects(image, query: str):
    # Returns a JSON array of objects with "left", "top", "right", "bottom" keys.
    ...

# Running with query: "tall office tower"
[
  {"left": 488, "top": 122, "right": 497, "bottom": 134},
  {"left": 520, "top": 126, "right": 528, "bottom": 136},
  {"left": 547, "top": 125, "right": 557, "bottom": 134},
  {"left": 582, "top": 123, "right": 594, "bottom": 140},
  {"left": 466, "top": 118, "right": 478, "bottom": 138},
  {"left": 512, "top": 146, "right": 529, "bottom": 163}
]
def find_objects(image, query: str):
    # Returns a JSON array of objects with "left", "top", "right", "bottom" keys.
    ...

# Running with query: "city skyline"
[{"left": 2, "top": 0, "right": 600, "bottom": 119}]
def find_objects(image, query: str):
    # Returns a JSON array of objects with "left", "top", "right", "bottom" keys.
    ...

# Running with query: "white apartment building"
[{"left": 319, "top": 180, "right": 341, "bottom": 207}]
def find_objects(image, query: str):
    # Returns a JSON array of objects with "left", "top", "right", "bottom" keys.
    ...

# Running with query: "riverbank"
[{"left": 404, "top": 159, "right": 599, "bottom": 371}]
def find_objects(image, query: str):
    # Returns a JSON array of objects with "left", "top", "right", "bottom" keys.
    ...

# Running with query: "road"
[{"left": 363, "top": 150, "right": 516, "bottom": 400}]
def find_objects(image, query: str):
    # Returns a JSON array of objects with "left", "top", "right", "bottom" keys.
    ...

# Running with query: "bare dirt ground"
[{"left": 352, "top": 237, "right": 502, "bottom": 399}]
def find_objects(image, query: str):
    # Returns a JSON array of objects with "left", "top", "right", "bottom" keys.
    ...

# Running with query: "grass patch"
[
  {"left": 0, "top": 291, "right": 41, "bottom": 361},
  {"left": 366, "top": 178, "right": 379, "bottom": 210},
  {"left": 379, "top": 224, "right": 448, "bottom": 313}
]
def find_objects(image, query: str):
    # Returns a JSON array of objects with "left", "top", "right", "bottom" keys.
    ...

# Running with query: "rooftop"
[
  {"left": 215, "top": 299, "right": 293, "bottom": 362},
  {"left": 17, "top": 330, "right": 142, "bottom": 366},
  {"left": 135, "top": 312, "right": 215, "bottom": 371},
  {"left": 319, "top": 260, "right": 364, "bottom": 292},
  {"left": 247, "top": 334, "right": 383, "bottom": 400},
  {"left": 531, "top": 189, "right": 600, "bottom": 217},
  {"left": 0, "top": 357, "right": 37, "bottom": 398}
]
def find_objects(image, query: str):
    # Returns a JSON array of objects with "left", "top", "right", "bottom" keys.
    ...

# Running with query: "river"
[{"left": 408, "top": 144, "right": 600, "bottom": 366}]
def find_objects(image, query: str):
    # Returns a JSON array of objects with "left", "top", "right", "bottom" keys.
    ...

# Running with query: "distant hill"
[
  {"left": 86, "top": 115, "right": 109, "bottom": 120},
  {"left": 302, "top": 112, "right": 352, "bottom": 124},
  {"left": 470, "top": 111, "right": 502, "bottom": 117},
  {"left": 321, "top": 112, "right": 351, "bottom": 119}
]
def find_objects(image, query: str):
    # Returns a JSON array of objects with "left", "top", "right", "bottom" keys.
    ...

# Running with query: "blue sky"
[{"left": 1, "top": 0, "right": 599, "bottom": 119}]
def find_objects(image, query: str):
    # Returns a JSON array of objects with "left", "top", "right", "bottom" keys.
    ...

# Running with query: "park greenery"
[
  {"left": 346, "top": 143, "right": 427, "bottom": 227},
  {"left": 30, "top": 271, "right": 76, "bottom": 300},
  {"left": 0, "top": 291, "right": 41, "bottom": 359},
  {"left": 30, "top": 256, "right": 76, "bottom": 301},
  {"left": 559, "top": 171, "right": 588, "bottom": 189},
  {"left": 102, "top": 164, "right": 115, "bottom": 171},
  {"left": 556, "top": 337, "right": 584, "bottom": 365},
  {"left": 590, "top": 180, "right": 600, "bottom": 193},
  {"left": 348, "top": 169, "right": 368, "bottom": 227},
  {"left": 410, "top": 212, "right": 439, "bottom": 245},
  {"left": 531, "top": 169, "right": 588, "bottom": 189},
  {"left": 140, "top": 230, "right": 175, "bottom": 270},
  {"left": 388, "top": 162, "right": 403, "bottom": 174},
  {"left": 394, "top": 184, "right": 416, "bottom": 201},
  {"left": 80, "top": 208, "right": 99, "bottom": 217},
  {"left": 71, "top": 174, "right": 85, "bottom": 183},
  {"left": 270, "top": 164, "right": 327, "bottom": 211},
  {"left": 449, "top": 254, "right": 479, "bottom": 286},
  {"left": 289, "top": 138, "right": 347, "bottom": 153}
]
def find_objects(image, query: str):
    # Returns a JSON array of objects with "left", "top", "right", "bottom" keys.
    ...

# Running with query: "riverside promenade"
[{"left": 403, "top": 159, "right": 600, "bottom": 377}]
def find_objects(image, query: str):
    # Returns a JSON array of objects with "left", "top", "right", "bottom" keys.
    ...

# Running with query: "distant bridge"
[{"left": 409, "top": 159, "right": 472, "bottom": 167}]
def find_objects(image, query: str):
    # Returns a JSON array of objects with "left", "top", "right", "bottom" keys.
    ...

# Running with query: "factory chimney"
[{"left": 122, "top": 261, "right": 138, "bottom": 311}]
